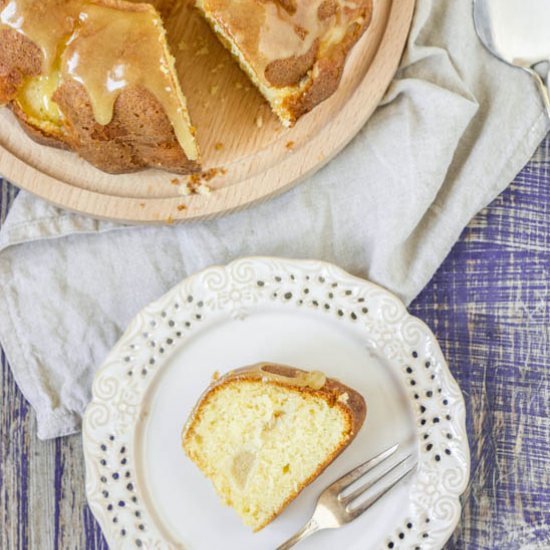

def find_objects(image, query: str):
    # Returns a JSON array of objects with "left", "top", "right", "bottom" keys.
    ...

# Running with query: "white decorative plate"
[{"left": 83, "top": 257, "right": 470, "bottom": 550}]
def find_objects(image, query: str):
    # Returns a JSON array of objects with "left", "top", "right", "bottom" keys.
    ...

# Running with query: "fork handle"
[{"left": 275, "top": 518, "right": 321, "bottom": 550}]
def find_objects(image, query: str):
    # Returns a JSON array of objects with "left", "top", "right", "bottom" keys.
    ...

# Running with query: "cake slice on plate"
[
  {"left": 196, "top": 0, "right": 373, "bottom": 126},
  {"left": 182, "top": 363, "right": 366, "bottom": 531},
  {"left": 0, "top": 0, "right": 199, "bottom": 174}
]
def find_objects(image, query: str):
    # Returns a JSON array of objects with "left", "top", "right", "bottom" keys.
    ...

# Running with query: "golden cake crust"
[
  {"left": 0, "top": 28, "right": 42, "bottom": 103},
  {"left": 0, "top": 1, "right": 200, "bottom": 174},
  {"left": 182, "top": 363, "right": 367, "bottom": 531},
  {"left": 283, "top": 14, "right": 372, "bottom": 123}
]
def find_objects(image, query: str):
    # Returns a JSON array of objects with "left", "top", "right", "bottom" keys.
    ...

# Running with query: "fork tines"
[{"left": 332, "top": 444, "right": 416, "bottom": 519}]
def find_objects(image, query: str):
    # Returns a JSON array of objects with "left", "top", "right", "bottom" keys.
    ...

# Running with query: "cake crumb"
[
  {"left": 210, "top": 85, "right": 219, "bottom": 96},
  {"left": 195, "top": 45, "right": 209, "bottom": 56},
  {"left": 294, "top": 24, "right": 308, "bottom": 40},
  {"left": 215, "top": 142, "right": 224, "bottom": 151},
  {"left": 255, "top": 114, "right": 264, "bottom": 128},
  {"left": 286, "top": 140, "right": 295, "bottom": 150},
  {"left": 235, "top": 82, "right": 243, "bottom": 89},
  {"left": 178, "top": 183, "right": 191, "bottom": 196},
  {"left": 180, "top": 167, "right": 226, "bottom": 196},
  {"left": 202, "top": 167, "right": 226, "bottom": 181},
  {"left": 178, "top": 39, "right": 189, "bottom": 51},
  {"left": 188, "top": 174, "right": 201, "bottom": 187},
  {"left": 170, "top": 177, "right": 180, "bottom": 186},
  {"left": 177, "top": 204, "right": 187, "bottom": 211},
  {"left": 196, "top": 183, "right": 211, "bottom": 195},
  {"left": 166, "top": 215, "right": 174, "bottom": 225},
  {"left": 139, "top": 202, "right": 145, "bottom": 208},
  {"left": 212, "top": 370, "right": 220, "bottom": 381}
]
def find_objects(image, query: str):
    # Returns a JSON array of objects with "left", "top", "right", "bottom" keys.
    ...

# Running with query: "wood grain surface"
[
  {"left": 1, "top": 135, "right": 549, "bottom": 549},
  {"left": 0, "top": 0, "right": 414, "bottom": 223}
]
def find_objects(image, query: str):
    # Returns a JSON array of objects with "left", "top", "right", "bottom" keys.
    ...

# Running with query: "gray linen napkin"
[{"left": 0, "top": 0, "right": 548, "bottom": 439}]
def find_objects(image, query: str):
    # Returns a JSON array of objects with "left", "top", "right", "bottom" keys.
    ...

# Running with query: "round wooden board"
[{"left": 0, "top": 0, "right": 415, "bottom": 224}]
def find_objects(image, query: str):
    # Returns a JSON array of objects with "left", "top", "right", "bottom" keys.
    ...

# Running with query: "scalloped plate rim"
[{"left": 82, "top": 256, "right": 470, "bottom": 550}]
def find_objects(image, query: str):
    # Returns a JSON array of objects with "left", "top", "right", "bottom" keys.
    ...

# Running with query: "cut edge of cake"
[{"left": 195, "top": 0, "right": 299, "bottom": 127}]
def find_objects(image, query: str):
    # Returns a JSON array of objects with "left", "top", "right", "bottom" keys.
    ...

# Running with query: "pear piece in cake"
[{"left": 182, "top": 363, "right": 366, "bottom": 531}]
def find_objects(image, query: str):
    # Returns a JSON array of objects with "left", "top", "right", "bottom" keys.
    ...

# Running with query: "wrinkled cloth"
[{"left": 0, "top": 0, "right": 548, "bottom": 439}]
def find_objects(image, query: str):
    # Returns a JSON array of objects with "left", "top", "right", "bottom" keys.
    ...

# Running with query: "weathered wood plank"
[{"left": 411, "top": 136, "right": 550, "bottom": 549}]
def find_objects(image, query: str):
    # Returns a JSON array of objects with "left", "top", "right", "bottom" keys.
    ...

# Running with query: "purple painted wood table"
[{"left": 1, "top": 137, "right": 549, "bottom": 548}]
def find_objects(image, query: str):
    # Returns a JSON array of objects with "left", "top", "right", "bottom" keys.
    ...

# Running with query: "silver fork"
[{"left": 275, "top": 444, "right": 416, "bottom": 550}]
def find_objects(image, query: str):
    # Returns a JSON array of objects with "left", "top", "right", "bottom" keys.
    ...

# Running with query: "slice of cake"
[
  {"left": 182, "top": 363, "right": 366, "bottom": 531},
  {"left": 0, "top": 0, "right": 199, "bottom": 174},
  {"left": 196, "top": 0, "right": 373, "bottom": 126}
]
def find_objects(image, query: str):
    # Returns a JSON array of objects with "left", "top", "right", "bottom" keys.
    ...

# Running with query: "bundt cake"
[
  {"left": 0, "top": 0, "right": 373, "bottom": 174},
  {"left": 182, "top": 363, "right": 366, "bottom": 531},
  {"left": 196, "top": 0, "right": 373, "bottom": 127},
  {"left": 0, "top": 0, "right": 199, "bottom": 174}
]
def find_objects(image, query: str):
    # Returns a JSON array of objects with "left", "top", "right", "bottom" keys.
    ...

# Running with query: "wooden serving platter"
[{"left": 0, "top": 0, "right": 415, "bottom": 224}]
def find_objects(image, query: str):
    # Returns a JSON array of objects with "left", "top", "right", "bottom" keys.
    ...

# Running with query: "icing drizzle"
[
  {"left": 0, "top": 0, "right": 198, "bottom": 160},
  {"left": 201, "top": 0, "right": 367, "bottom": 84}
]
